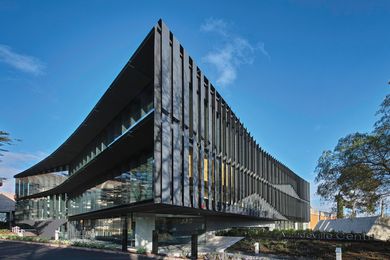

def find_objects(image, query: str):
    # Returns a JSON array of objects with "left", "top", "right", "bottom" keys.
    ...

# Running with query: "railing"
[{"left": 11, "top": 226, "right": 25, "bottom": 237}]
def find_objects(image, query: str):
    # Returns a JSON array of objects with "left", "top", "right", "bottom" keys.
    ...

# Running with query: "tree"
[
  {"left": 315, "top": 94, "right": 390, "bottom": 217},
  {"left": 338, "top": 164, "right": 381, "bottom": 216},
  {"left": 0, "top": 131, "right": 15, "bottom": 166},
  {"left": 0, "top": 131, "right": 13, "bottom": 186},
  {"left": 0, "top": 131, "right": 12, "bottom": 157}
]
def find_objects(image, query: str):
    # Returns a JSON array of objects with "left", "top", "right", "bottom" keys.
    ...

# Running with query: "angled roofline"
[{"left": 15, "top": 24, "right": 158, "bottom": 178}]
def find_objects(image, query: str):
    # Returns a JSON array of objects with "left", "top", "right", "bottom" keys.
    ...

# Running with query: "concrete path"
[
  {"left": 0, "top": 240, "right": 156, "bottom": 260},
  {"left": 158, "top": 236, "right": 244, "bottom": 257},
  {"left": 200, "top": 236, "right": 244, "bottom": 253}
]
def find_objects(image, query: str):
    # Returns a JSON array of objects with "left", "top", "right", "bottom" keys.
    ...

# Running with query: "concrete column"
[
  {"left": 191, "top": 233, "right": 198, "bottom": 260},
  {"left": 122, "top": 216, "right": 128, "bottom": 252},
  {"left": 135, "top": 214, "right": 155, "bottom": 252}
]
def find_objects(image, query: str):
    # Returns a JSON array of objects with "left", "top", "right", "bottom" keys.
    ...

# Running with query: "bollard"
[
  {"left": 254, "top": 242, "right": 259, "bottom": 254},
  {"left": 14, "top": 226, "right": 20, "bottom": 234},
  {"left": 18, "top": 229, "right": 24, "bottom": 237},
  {"left": 152, "top": 230, "right": 158, "bottom": 254},
  {"left": 191, "top": 233, "right": 198, "bottom": 260},
  {"left": 55, "top": 230, "right": 60, "bottom": 241},
  {"left": 335, "top": 247, "right": 342, "bottom": 260}
]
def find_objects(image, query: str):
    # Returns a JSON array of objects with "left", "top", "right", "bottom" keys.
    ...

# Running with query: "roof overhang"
[
  {"left": 15, "top": 28, "right": 155, "bottom": 178},
  {"left": 17, "top": 111, "right": 154, "bottom": 199}
]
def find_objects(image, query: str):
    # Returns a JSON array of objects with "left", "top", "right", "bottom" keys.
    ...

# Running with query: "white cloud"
[
  {"left": 0, "top": 44, "right": 45, "bottom": 75},
  {"left": 200, "top": 18, "right": 228, "bottom": 36},
  {"left": 0, "top": 151, "right": 47, "bottom": 194},
  {"left": 201, "top": 18, "right": 269, "bottom": 87}
]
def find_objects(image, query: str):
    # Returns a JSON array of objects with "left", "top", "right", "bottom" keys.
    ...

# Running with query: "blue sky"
[{"left": 0, "top": 0, "right": 389, "bottom": 211}]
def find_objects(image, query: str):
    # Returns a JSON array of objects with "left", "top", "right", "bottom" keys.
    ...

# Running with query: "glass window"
[
  {"left": 15, "top": 171, "right": 68, "bottom": 198},
  {"left": 69, "top": 155, "right": 153, "bottom": 216}
]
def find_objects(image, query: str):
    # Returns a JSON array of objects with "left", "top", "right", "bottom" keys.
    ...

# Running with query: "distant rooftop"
[{"left": 0, "top": 192, "right": 15, "bottom": 212}]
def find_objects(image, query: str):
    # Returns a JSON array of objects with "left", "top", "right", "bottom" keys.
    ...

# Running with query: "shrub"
[
  {"left": 72, "top": 241, "right": 107, "bottom": 249},
  {"left": 0, "top": 229, "right": 12, "bottom": 234},
  {"left": 1, "top": 235, "right": 122, "bottom": 252},
  {"left": 0, "top": 234, "right": 50, "bottom": 243},
  {"left": 136, "top": 247, "right": 147, "bottom": 254}
]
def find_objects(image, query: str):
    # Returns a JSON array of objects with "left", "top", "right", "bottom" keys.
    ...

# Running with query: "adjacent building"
[
  {"left": 0, "top": 192, "right": 15, "bottom": 228},
  {"left": 309, "top": 207, "right": 336, "bottom": 229},
  {"left": 14, "top": 20, "right": 310, "bottom": 251},
  {"left": 315, "top": 216, "right": 390, "bottom": 241}
]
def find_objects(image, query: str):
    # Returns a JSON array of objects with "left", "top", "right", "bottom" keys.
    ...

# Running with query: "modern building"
[
  {"left": 14, "top": 20, "right": 310, "bottom": 252},
  {"left": 0, "top": 192, "right": 15, "bottom": 228}
]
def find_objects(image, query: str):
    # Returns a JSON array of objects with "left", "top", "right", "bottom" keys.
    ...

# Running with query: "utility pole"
[
  {"left": 381, "top": 199, "right": 385, "bottom": 217},
  {"left": 380, "top": 192, "right": 390, "bottom": 217}
]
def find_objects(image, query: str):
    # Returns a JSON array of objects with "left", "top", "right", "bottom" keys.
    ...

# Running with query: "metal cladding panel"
[
  {"left": 160, "top": 21, "right": 173, "bottom": 204},
  {"left": 192, "top": 63, "right": 199, "bottom": 209},
  {"left": 173, "top": 122, "right": 182, "bottom": 206},
  {"left": 207, "top": 82, "right": 213, "bottom": 210},
  {"left": 183, "top": 51, "right": 190, "bottom": 128},
  {"left": 161, "top": 22, "right": 171, "bottom": 115},
  {"left": 153, "top": 26, "right": 162, "bottom": 203},
  {"left": 207, "top": 149, "right": 212, "bottom": 210},
  {"left": 199, "top": 74, "right": 205, "bottom": 140},
  {"left": 172, "top": 37, "right": 182, "bottom": 206},
  {"left": 198, "top": 72, "right": 205, "bottom": 209},
  {"left": 172, "top": 37, "right": 182, "bottom": 122},
  {"left": 221, "top": 103, "right": 226, "bottom": 205},
  {"left": 161, "top": 113, "right": 172, "bottom": 204},
  {"left": 182, "top": 50, "right": 191, "bottom": 207},
  {"left": 192, "top": 63, "right": 199, "bottom": 137}
]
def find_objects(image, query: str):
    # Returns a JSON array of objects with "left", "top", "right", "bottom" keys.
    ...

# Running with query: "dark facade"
[
  {"left": 152, "top": 21, "right": 309, "bottom": 222},
  {"left": 14, "top": 20, "right": 309, "bottom": 251}
]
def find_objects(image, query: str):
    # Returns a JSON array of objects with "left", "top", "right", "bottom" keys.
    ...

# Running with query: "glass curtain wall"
[
  {"left": 68, "top": 215, "right": 135, "bottom": 246},
  {"left": 15, "top": 171, "right": 68, "bottom": 198},
  {"left": 15, "top": 194, "right": 67, "bottom": 221},
  {"left": 156, "top": 216, "right": 205, "bottom": 246},
  {"left": 69, "top": 85, "right": 153, "bottom": 176},
  {"left": 69, "top": 155, "right": 153, "bottom": 216}
]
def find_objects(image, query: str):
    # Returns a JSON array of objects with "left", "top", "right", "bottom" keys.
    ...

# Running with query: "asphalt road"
[{"left": 0, "top": 241, "right": 157, "bottom": 260}]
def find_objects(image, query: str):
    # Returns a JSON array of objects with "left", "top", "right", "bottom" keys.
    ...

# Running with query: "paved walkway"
[
  {"left": 0, "top": 240, "right": 156, "bottom": 260},
  {"left": 159, "top": 236, "right": 245, "bottom": 256}
]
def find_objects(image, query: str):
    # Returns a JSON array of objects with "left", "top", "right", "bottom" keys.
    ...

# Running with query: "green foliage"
[
  {"left": 228, "top": 237, "right": 390, "bottom": 260},
  {"left": 0, "top": 131, "right": 12, "bottom": 158},
  {"left": 136, "top": 247, "right": 147, "bottom": 254},
  {"left": 0, "top": 131, "right": 11, "bottom": 145},
  {"left": 0, "top": 234, "right": 50, "bottom": 243},
  {"left": 315, "top": 94, "right": 390, "bottom": 216},
  {"left": 72, "top": 241, "right": 108, "bottom": 249},
  {"left": 0, "top": 234, "right": 118, "bottom": 251},
  {"left": 0, "top": 229, "right": 12, "bottom": 235}
]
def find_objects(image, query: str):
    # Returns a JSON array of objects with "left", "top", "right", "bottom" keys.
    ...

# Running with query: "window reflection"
[
  {"left": 69, "top": 85, "right": 153, "bottom": 176},
  {"left": 15, "top": 194, "right": 67, "bottom": 221},
  {"left": 69, "top": 156, "right": 153, "bottom": 216},
  {"left": 15, "top": 171, "right": 68, "bottom": 198}
]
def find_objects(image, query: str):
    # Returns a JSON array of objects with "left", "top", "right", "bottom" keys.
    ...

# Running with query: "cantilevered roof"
[
  {"left": 20, "top": 111, "right": 154, "bottom": 199},
  {"left": 15, "top": 27, "right": 155, "bottom": 178}
]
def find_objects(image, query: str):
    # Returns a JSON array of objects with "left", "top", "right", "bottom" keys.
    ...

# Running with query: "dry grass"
[{"left": 228, "top": 238, "right": 390, "bottom": 260}]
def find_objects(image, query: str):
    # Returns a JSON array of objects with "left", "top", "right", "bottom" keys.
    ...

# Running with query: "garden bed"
[
  {"left": 218, "top": 228, "right": 390, "bottom": 260},
  {"left": 0, "top": 229, "right": 121, "bottom": 251}
]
